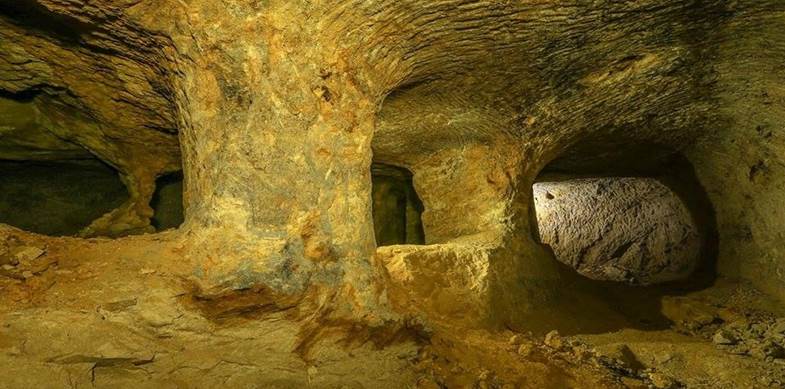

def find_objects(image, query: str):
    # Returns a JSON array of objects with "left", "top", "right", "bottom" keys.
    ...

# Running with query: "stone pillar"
[{"left": 173, "top": 2, "right": 391, "bottom": 320}]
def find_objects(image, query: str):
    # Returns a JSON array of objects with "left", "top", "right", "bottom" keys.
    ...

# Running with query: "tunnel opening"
[
  {"left": 531, "top": 147, "right": 719, "bottom": 290},
  {"left": 530, "top": 149, "right": 720, "bottom": 329},
  {"left": 371, "top": 163, "right": 425, "bottom": 246},
  {"left": 150, "top": 171, "right": 185, "bottom": 231},
  {"left": 0, "top": 159, "right": 128, "bottom": 236}
]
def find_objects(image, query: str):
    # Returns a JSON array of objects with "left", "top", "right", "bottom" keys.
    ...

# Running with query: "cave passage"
[
  {"left": 371, "top": 163, "right": 425, "bottom": 246},
  {"left": 532, "top": 176, "right": 703, "bottom": 286},
  {"left": 150, "top": 171, "right": 184, "bottom": 231},
  {"left": 0, "top": 159, "right": 128, "bottom": 236}
]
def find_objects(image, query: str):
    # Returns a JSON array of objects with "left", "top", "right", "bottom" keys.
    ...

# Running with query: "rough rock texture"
[
  {"left": 684, "top": 1, "right": 785, "bottom": 302},
  {"left": 0, "top": 0, "right": 784, "bottom": 387},
  {"left": 533, "top": 178, "right": 701, "bottom": 285},
  {"left": 0, "top": 1, "right": 181, "bottom": 237},
  {"left": 0, "top": 0, "right": 752, "bottom": 326}
]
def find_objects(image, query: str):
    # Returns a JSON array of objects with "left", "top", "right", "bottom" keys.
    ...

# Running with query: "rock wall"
[
  {"left": 685, "top": 1, "right": 785, "bottom": 301},
  {"left": 0, "top": 0, "right": 782, "bottom": 329},
  {"left": 533, "top": 178, "right": 701, "bottom": 285},
  {"left": 0, "top": 1, "right": 181, "bottom": 237}
]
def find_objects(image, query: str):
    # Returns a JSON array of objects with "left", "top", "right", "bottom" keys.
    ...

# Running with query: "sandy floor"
[{"left": 1, "top": 225, "right": 783, "bottom": 388}]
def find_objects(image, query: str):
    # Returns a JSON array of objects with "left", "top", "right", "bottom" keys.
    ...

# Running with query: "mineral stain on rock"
[{"left": 0, "top": 0, "right": 784, "bottom": 387}]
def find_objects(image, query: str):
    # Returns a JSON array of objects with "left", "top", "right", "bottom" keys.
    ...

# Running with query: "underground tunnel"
[
  {"left": 0, "top": 159, "right": 128, "bottom": 236},
  {"left": 0, "top": 159, "right": 185, "bottom": 237},
  {"left": 371, "top": 163, "right": 425, "bottom": 246},
  {"left": 0, "top": 1, "right": 784, "bottom": 388}
]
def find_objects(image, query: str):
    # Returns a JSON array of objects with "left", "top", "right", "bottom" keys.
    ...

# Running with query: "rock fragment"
[
  {"left": 712, "top": 329, "right": 738, "bottom": 345},
  {"left": 13, "top": 246, "right": 44, "bottom": 263},
  {"left": 517, "top": 343, "right": 533, "bottom": 357},
  {"left": 647, "top": 371, "right": 680, "bottom": 389},
  {"left": 752, "top": 340, "right": 785, "bottom": 360},
  {"left": 544, "top": 330, "right": 564, "bottom": 350},
  {"left": 770, "top": 318, "right": 785, "bottom": 335}
]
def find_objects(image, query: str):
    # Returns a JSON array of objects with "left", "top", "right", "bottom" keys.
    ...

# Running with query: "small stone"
[
  {"left": 754, "top": 340, "right": 785, "bottom": 359},
  {"left": 717, "top": 307, "right": 744, "bottom": 323},
  {"left": 508, "top": 334, "right": 524, "bottom": 345},
  {"left": 544, "top": 330, "right": 564, "bottom": 350},
  {"left": 750, "top": 323, "right": 768, "bottom": 337},
  {"left": 648, "top": 372, "right": 678, "bottom": 389},
  {"left": 770, "top": 318, "right": 785, "bottom": 335},
  {"left": 727, "top": 318, "right": 751, "bottom": 332},
  {"left": 712, "top": 329, "right": 738, "bottom": 345},
  {"left": 13, "top": 246, "right": 44, "bottom": 263},
  {"left": 517, "top": 343, "right": 533, "bottom": 357},
  {"left": 139, "top": 268, "right": 156, "bottom": 275},
  {"left": 21, "top": 271, "right": 34, "bottom": 279},
  {"left": 572, "top": 345, "right": 594, "bottom": 361},
  {"left": 1, "top": 264, "right": 14, "bottom": 271}
]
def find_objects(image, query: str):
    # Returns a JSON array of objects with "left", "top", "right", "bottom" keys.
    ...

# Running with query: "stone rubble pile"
[
  {"left": 510, "top": 331, "right": 683, "bottom": 389},
  {"left": 0, "top": 237, "right": 54, "bottom": 280},
  {"left": 711, "top": 317, "right": 785, "bottom": 361},
  {"left": 661, "top": 296, "right": 785, "bottom": 362}
]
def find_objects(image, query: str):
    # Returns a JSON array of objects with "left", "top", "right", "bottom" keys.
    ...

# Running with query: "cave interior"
[{"left": 0, "top": 0, "right": 784, "bottom": 388}]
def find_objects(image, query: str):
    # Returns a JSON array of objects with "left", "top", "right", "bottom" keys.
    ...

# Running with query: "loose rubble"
[{"left": 0, "top": 238, "right": 55, "bottom": 281}]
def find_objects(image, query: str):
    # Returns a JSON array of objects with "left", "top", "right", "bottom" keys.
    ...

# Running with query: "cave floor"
[{"left": 0, "top": 225, "right": 783, "bottom": 388}]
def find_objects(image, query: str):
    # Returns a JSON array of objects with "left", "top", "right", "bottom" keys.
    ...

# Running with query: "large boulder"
[{"left": 533, "top": 177, "right": 701, "bottom": 285}]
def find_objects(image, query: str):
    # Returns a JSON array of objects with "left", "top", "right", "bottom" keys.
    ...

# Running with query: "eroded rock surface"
[
  {"left": 0, "top": 0, "right": 784, "bottom": 387},
  {"left": 534, "top": 178, "right": 701, "bottom": 285}
]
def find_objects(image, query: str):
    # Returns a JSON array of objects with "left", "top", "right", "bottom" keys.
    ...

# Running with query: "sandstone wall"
[
  {"left": 0, "top": 0, "right": 782, "bottom": 328},
  {"left": 685, "top": 1, "right": 785, "bottom": 301}
]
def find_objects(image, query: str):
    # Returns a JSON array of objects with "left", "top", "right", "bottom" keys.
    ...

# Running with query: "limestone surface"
[
  {"left": 0, "top": 0, "right": 784, "bottom": 387},
  {"left": 533, "top": 178, "right": 701, "bottom": 285}
]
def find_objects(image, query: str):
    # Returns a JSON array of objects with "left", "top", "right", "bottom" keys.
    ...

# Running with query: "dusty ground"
[{"left": 1, "top": 225, "right": 783, "bottom": 388}]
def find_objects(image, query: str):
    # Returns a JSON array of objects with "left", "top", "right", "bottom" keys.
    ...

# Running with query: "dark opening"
[
  {"left": 150, "top": 171, "right": 184, "bottom": 231},
  {"left": 530, "top": 152, "right": 720, "bottom": 331},
  {"left": 533, "top": 153, "right": 718, "bottom": 289},
  {"left": 371, "top": 163, "right": 425, "bottom": 246},
  {"left": 0, "top": 159, "right": 128, "bottom": 236}
]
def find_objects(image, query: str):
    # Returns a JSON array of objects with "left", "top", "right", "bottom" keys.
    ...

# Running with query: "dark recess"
[
  {"left": 371, "top": 163, "right": 425, "bottom": 246},
  {"left": 150, "top": 171, "right": 184, "bottom": 231},
  {"left": 0, "top": 159, "right": 128, "bottom": 236}
]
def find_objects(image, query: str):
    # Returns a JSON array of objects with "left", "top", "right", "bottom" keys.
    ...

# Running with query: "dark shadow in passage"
[
  {"left": 0, "top": 159, "right": 128, "bottom": 236},
  {"left": 371, "top": 163, "right": 425, "bottom": 246},
  {"left": 150, "top": 171, "right": 184, "bottom": 231}
]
